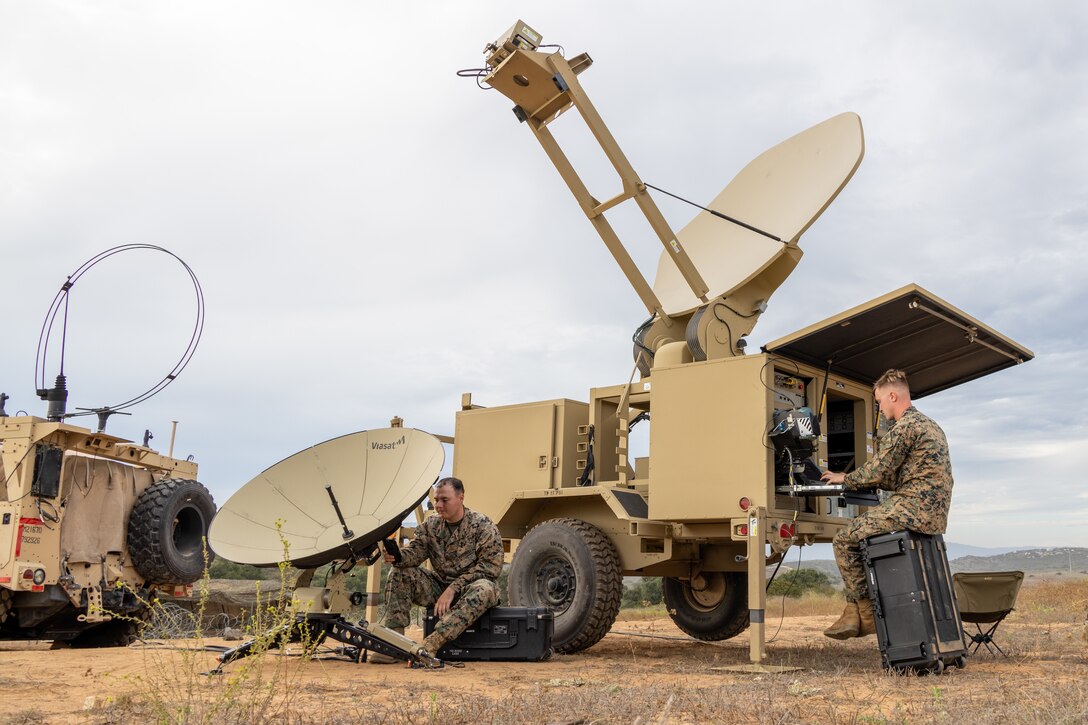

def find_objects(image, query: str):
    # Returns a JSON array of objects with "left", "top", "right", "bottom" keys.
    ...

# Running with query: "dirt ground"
[{"left": 2, "top": 613, "right": 1086, "bottom": 724}]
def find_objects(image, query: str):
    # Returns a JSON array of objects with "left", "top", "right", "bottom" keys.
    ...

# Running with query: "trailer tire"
[
  {"left": 128, "top": 478, "right": 216, "bottom": 584},
  {"left": 664, "top": 572, "right": 749, "bottom": 641},
  {"left": 508, "top": 518, "right": 622, "bottom": 654}
]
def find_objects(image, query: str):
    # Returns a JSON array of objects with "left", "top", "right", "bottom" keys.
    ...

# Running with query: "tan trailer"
[{"left": 453, "top": 22, "right": 1033, "bottom": 665}]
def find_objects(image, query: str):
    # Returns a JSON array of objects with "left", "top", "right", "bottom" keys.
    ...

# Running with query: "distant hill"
[
  {"left": 779, "top": 547, "right": 1088, "bottom": 590},
  {"left": 799, "top": 542, "right": 1045, "bottom": 562},
  {"left": 951, "top": 547, "right": 1088, "bottom": 573}
]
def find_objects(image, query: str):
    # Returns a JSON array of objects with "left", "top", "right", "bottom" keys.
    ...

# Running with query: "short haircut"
[
  {"left": 873, "top": 368, "right": 910, "bottom": 393},
  {"left": 434, "top": 476, "right": 464, "bottom": 494}
]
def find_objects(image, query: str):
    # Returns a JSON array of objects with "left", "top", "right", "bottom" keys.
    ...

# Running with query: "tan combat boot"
[
  {"left": 419, "top": 632, "right": 444, "bottom": 659},
  {"left": 856, "top": 598, "right": 877, "bottom": 637},
  {"left": 824, "top": 600, "right": 860, "bottom": 639},
  {"left": 368, "top": 627, "right": 405, "bottom": 664}
]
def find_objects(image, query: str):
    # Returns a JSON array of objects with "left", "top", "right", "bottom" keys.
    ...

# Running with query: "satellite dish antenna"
[
  {"left": 209, "top": 427, "right": 444, "bottom": 568},
  {"left": 652, "top": 112, "right": 865, "bottom": 317}
]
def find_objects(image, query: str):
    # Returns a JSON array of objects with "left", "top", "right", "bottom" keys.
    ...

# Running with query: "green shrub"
[
  {"left": 767, "top": 568, "right": 834, "bottom": 598},
  {"left": 622, "top": 577, "right": 664, "bottom": 608}
]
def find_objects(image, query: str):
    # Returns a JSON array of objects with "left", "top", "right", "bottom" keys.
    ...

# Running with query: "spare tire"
[{"left": 128, "top": 478, "right": 216, "bottom": 584}]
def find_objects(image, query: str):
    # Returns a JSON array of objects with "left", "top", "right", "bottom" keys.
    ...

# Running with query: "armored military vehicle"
[{"left": 0, "top": 245, "right": 215, "bottom": 645}]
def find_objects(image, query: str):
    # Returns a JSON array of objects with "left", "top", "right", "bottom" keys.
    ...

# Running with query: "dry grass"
[{"left": 75, "top": 578, "right": 1088, "bottom": 725}]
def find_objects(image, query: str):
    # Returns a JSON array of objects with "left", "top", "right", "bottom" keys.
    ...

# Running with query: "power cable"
[{"left": 767, "top": 544, "right": 804, "bottom": 644}]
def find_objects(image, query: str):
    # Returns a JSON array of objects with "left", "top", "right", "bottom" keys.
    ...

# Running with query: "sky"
[{"left": 1, "top": 1, "right": 1085, "bottom": 548}]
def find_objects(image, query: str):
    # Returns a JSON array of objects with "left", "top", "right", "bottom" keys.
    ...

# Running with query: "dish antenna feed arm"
[
  {"left": 479, "top": 22, "right": 709, "bottom": 325},
  {"left": 474, "top": 22, "right": 865, "bottom": 371}
]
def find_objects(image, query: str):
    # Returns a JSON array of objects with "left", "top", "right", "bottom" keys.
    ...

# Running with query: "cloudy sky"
[{"left": 2, "top": 2, "right": 1085, "bottom": 549}]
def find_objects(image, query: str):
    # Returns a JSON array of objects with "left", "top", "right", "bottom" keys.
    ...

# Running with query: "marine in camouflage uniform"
[
  {"left": 382, "top": 493, "right": 503, "bottom": 655},
  {"left": 833, "top": 404, "right": 954, "bottom": 602}
]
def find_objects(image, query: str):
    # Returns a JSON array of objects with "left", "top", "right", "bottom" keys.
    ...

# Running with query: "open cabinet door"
[{"left": 762, "top": 284, "right": 1033, "bottom": 397}]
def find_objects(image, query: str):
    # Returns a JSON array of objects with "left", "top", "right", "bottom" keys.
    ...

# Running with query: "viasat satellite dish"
[
  {"left": 653, "top": 112, "right": 865, "bottom": 316},
  {"left": 209, "top": 428, "right": 444, "bottom": 568}
]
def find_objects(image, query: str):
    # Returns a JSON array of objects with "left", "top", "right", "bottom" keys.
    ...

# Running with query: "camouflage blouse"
[
  {"left": 395, "top": 507, "right": 504, "bottom": 593},
  {"left": 844, "top": 406, "right": 954, "bottom": 535}
]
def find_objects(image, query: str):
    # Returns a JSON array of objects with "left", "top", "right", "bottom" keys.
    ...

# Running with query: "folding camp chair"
[{"left": 952, "top": 571, "right": 1024, "bottom": 656}]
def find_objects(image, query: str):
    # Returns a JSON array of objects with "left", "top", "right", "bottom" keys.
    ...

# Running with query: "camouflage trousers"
[
  {"left": 382, "top": 566, "right": 499, "bottom": 653},
  {"left": 833, "top": 509, "right": 902, "bottom": 602}
]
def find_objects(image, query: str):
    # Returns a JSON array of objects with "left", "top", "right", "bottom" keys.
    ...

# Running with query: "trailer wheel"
[
  {"left": 128, "top": 478, "right": 216, "bottom": 584},
  {"left": 508, "top": 518, "right": 622, "bottom": 654},
  {"left": 664, "top": 572, "right": 749, "bottom": 640}
]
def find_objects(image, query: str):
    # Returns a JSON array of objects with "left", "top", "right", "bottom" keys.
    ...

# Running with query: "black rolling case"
[
  {"left": 862, "top": 531, "right": 968, "bottom": 674},
  {"left": 423, "top": 606, "right": 553, "bottom": 661}
]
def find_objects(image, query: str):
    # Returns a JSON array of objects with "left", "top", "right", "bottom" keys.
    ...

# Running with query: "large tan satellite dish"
[
  {"left": 653, "top": 112, "right": 865, "bottom": 316},
  {"left": 209, "top": 428, "right": 444, "bottom": 568}
]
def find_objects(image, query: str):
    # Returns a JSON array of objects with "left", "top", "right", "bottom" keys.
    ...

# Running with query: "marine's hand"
[
  {"left": 821, "top": 470, "right": 846, "bottom": 485},
  {"left": 384, "top": 553, "right": 396, "bottom": 565},
  {"left": 434, "top": 587, "right": 455, "bottom": 617}
]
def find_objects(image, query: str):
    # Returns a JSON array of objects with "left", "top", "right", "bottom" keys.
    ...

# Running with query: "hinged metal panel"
[{"left": 762, "top": 284, "right": 1034, "bottom": 397}]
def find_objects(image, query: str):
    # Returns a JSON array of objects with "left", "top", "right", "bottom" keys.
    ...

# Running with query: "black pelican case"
[
  {"left": 862, "top": 530, "right": 968, "bottom": 674},
  {"left": 423, "top": 606, "right": 553, "bottom": 661}
]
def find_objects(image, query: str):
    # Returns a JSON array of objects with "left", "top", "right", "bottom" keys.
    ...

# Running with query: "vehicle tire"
[
  {"left": 663, "top": 572, "right": 749, "bottom": 641},
  {"left": 507, "top": 518, "right": 622, "bottom": 654},
  {"left": 128, "top": 478, "right": 216, "bottom": 584},
  {"left": 67, "top": 610, "right": 147, "bottom": 648},
  {"left": 0, "top": 587, "right": 11, "bottom": 625}
]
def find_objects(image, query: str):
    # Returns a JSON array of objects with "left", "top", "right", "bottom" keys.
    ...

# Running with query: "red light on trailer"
[
  {"left": 737, "top": 524, "right": 749, "bottom": 536},
  {"left": 22, "top": 569, "right": 33, "bottom": 580},
  {"left": 780, "top": 524, "right": 796, "bottom": 538},
  {"left": 739, "top": 497, "right": 751, "bottom": 511}
]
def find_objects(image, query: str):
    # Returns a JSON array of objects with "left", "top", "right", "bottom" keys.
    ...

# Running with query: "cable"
[
  {"left": 455, "top": 67, "right": 496, "bottom": 91},
  {"left": 631, "top": 315, "right": 656, "bottom": 361},
  {"left": 644, "top": 183, "right": 784, "bottom": 243},
  {"left": 716, "top": 299, "right": 757, "bottom": 320},
  {"left": 0, "top": 446, "right": 38, "bottom": 500},
  {"left": 767, "top": 544, "right": 803, "bottom": 644},
  {"left": 34, "top": 245, "right": 204, "bottom": 416},
  {"left": 817, "top": 362, "right": 833, "bottom": 424}
]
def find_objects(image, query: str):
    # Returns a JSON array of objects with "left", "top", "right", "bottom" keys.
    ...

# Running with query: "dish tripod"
[{"left": 208, "top": 556, "right": 444, "bottom": 674}]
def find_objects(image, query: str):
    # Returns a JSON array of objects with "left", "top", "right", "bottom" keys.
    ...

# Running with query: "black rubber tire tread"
[
  {"left": 0, "top": 587, "right": 11, "bottom": 625},
  {"left": 507, "top": 517, "right": 622, "bottom": 654},
  {"left": 67, "top": 610, "right": 147, "bottom": 648},
  {"left": 127, "top": 478, "right": 216, "bottom": 584},
  {"left": 663, "top": 573, "right": 749, "bottom": 641}
]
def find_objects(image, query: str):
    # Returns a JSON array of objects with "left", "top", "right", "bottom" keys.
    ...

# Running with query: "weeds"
[
  {"left": 1, "top": 710, "right": 47, "bottom": 725},
  {"left": 40, "top": 570, "right": 1088, "bottom": 724},
  {"left": 100, "top": 524, "right": 321, "bottom": 724}
]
